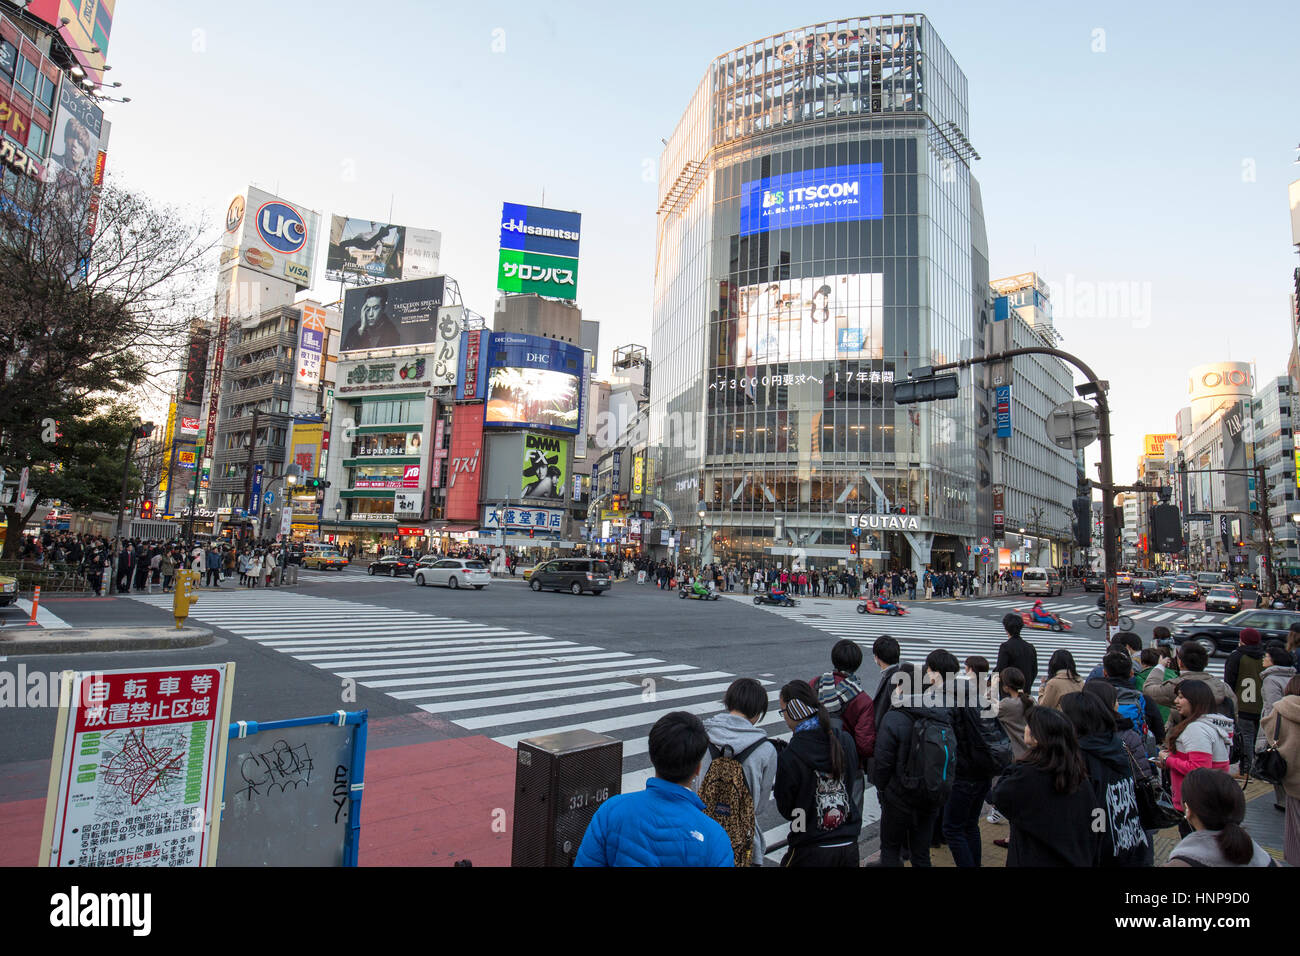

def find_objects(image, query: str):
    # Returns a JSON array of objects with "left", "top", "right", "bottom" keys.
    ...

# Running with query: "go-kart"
[
  {"left": 857, "top": 599, "right": 909, "bottom": 616},
  {"left": 753, "top": 590, "right": 799, "bottom": 608},
  {"left": 679, "top": 583, "right": 720, "bottom": 601},
  {"left": 1018, "top": 609, "right": 1072, "bottom": 632}
]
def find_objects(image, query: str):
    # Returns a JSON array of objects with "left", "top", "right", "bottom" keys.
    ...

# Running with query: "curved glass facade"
[{"left": 651, "top": 15, "right": 982, "bottom": 570}]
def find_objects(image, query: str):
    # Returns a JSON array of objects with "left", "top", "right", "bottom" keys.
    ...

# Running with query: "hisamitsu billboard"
[
  {"left": 740, "top": 163, "right": 883, "bottom": 237},
  {"left": 499, "top": 203, "right": 581, "bottom": 259}
]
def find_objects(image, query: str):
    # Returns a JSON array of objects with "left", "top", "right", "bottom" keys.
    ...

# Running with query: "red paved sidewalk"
[{"left": 0, "top": 730, "right": 519, "bottom": 867}]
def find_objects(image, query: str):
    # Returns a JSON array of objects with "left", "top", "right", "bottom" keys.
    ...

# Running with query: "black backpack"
[
  {"left": 895, "top": 709, "right": 956, "bottom": 807},
  {"left": 962, "top": 706, "right": 1013, "bottom": 777}
]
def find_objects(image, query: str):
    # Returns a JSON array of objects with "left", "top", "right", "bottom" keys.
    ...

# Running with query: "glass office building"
[{"left": 651, "top": 15, "right": 984, "bottom": 571}]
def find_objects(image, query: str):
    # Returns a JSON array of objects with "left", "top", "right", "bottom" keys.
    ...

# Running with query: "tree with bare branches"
[{"left": 0, "top": 175, "right": 217, "bottom": 556}]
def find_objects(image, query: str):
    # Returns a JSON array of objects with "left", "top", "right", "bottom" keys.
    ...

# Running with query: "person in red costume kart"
[
  {"left": 876, "top": 589, "right": 900, "bottom": 614},
  {"left": 1028, "top": 598, "right": 1059, "bottom": 627}
]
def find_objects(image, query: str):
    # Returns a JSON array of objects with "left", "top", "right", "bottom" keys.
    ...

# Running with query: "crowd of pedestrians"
[{"left": 576, "top": 614, "right": 1300, "bottom": 867}]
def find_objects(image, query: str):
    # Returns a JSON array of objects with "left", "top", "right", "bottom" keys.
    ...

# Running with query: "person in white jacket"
[{"left": 694, "top": 678, "right": 778, "bottom": 865}]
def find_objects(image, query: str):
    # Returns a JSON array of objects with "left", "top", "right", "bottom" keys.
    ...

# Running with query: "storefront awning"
[{"left": 433, "top": 525, "right": 477, "bottom": 534}]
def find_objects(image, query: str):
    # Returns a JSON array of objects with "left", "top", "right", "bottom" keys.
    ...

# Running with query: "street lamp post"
[{"left": 110, "top": 419, "right": 153, "bottom": 594}]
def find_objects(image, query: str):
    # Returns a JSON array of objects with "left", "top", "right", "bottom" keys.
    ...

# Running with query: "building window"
[
  {"left": 26, "top": 123, "right": 46, "bottom": 158},
  {"left": 34, "top": 73, "right": 55, "bottom": 115},
  {"left": 14, "top": 55, "right": 36, "bottom": 98}
]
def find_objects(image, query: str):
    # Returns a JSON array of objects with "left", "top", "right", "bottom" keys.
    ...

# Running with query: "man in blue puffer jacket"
[{"left": 575, "top": 712, "right": 734, "bottom": 867}]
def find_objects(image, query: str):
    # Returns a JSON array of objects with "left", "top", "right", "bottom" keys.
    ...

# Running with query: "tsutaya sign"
[{"left": 847, "top": 514, "right": 922, "bottom": 531}]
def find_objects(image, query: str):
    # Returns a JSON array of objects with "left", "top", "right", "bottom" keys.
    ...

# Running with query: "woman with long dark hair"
[
  {"left": 1061, "top": 691, "right": 1149, "bottom": 866},
  {"left": 1155, "top": 680, "right": 1233, "bottom": 833},
  {"left": 990, "top": 707, "right": 1102, "bottom": 866},
  {"left": 772, "top": 679, "right": 861, "bottom": 867},
  {"left": 1166, "top": 769, "right": 1275, "bottom": 867},
  {"left": 1038, "top": 649, "right": 1085, "bottom": 710}
]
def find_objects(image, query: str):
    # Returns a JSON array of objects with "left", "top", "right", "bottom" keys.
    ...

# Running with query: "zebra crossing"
[
  {"left": 735, "top": 596, "right": 1227, "bottom": 681},
  {"left": 130, "top": 588, "right": 807, "bottom": 862},
  {"left": 950, "top": 596, "right": 1223, "bottom": 626}
]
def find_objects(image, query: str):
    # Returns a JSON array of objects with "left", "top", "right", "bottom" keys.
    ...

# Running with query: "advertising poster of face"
[
  {"left": 733, "top": 273, "right": 883, "bottom": 366},
  {"left": 341, "top": 276, "right": 445, "bottom": 352},
  {"left": 45, "top": 81, "right": 103, "bottom": 197},
  {"left": 327, "top": 216, "right": 405, "bottom": 280},
  {"left": 486, "top": 366, "right": 581, "bottom": 432},
  {"left": 521, "top": 433, "right": 567, "bottom": 499}
]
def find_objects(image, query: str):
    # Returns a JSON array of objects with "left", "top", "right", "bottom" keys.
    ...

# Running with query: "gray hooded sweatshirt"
[
  {"left": 695, "top": 712, "right": 778, "bottom": 863},
  {"left": 1168, "top": 829, "right": 1273, "bottom": 867},
  {"left": 1174, "top": 713, "right": 1235, "bottom": 764}
]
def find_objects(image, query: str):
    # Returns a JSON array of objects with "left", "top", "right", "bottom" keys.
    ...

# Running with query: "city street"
[{"left": 1, "top": 572, "right": 1239, "bottom": 866}]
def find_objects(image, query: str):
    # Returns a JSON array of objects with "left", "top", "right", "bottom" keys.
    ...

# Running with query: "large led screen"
[
  {"left": 486, "top": 367, "right": 581, "bottom": 433},
  {"left": 739, "top": 163, "right": 883, "bottom": 236},
  {"left": 734, "top": 273, "right": 883, "bottom": 366}
]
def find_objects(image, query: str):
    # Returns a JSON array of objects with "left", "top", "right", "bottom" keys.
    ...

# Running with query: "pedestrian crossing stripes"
[
  {"left": 932, "top": 597, "right": 1224, "bottom": 626},
  {"left": 129, "top": 589, "right": 813, "bottom": 861},
  {"left": 734, "top": 596, "right": 1226, "bottom": 682}
]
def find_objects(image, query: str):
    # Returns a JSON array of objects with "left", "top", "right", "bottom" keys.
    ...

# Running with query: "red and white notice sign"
[{"left": 41, "top": 664, "right": 235, "bottom": 867}]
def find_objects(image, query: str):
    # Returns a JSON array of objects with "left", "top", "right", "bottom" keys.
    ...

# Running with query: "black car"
[
  {"left": 1173, "top": 608, "right": 1300, "bottom": 657},
  {"left": 1129, "top": 580, "right": 1159, "bottom": 604},
  {"left": 1084, "top": 572, "right": 1105, "bottom": 592},
  {"left": 528, "top": 558, "right": 612, "bottom": 595},
  {"left": 367, "top": 555, "right": 416, "bottom": 577}
]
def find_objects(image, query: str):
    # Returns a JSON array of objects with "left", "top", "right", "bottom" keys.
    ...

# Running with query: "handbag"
[
  {"left": 1253, "top": 717, "right": 1289, "bottom": 786},
  {"left": 1124, "top": 745, "right": 1182, "bottom": 830}
]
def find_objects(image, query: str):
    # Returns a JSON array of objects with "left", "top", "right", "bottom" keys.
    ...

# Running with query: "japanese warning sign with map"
[{"left": 41, "top": 664, "right": 235, "bottom": 867}]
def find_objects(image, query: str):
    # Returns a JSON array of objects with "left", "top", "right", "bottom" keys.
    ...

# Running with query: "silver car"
[{"left": 413, "top": 558, "right": 491, "bottom": 590}]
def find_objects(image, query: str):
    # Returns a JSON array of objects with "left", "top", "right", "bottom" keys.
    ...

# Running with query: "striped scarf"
[{"left": 814, "top": 672, "right": 863, "bottom": 713}]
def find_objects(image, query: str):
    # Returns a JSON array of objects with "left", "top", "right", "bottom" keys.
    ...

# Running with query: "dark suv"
[{"left": 528, "top": 558, "right": 612, "bottom": 595}]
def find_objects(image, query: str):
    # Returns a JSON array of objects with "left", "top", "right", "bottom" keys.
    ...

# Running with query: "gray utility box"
[{"left": 511, "top": 729, "right": 622, "bottom": 866}]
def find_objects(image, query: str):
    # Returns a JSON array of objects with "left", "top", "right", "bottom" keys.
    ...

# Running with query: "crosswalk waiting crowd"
[{"left": 131, "top": 588, "right": 1300, "bottom": 867}]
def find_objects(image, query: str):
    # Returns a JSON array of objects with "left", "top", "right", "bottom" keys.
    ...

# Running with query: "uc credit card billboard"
[
  {"left": 484, "top": 333, "right": 585, "bottom": 434},
  {"left": 739, "top": 163, "right": 883, "bottom": 236}
]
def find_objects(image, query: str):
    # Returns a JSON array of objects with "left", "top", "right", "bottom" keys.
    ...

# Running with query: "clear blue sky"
[{"left": 101, "top": 1, "right": 1299, "bottom": 482}]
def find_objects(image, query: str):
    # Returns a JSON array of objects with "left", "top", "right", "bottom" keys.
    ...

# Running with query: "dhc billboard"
[{"left": 480, "top": 333, "right": 586, "bottom": 435}]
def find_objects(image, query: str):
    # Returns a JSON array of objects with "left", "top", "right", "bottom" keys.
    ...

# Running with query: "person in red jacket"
[{"left": 809, "top": 639, "right": 876, "bottom": 767}]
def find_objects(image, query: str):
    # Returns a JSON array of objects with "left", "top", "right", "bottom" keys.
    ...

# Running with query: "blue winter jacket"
[{"left": 574, "top": 777, "right": 734, "bottom": 867}]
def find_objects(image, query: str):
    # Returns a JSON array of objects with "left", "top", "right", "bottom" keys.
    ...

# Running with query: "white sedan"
[{"left": 413, "top": 558, "right": 491, "bottom": 590}]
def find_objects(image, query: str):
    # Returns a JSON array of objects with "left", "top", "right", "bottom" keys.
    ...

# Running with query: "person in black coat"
[
  {"left": 1060, "top": 690, "right": 1150, "bottom": 867},
  {"left": 1101, "top": 650, "right": 1166, "bottom": 746},
  {"left": 996, "top": 614, "right": 1040, "bottom": 692},
  {"left": 773, "top": 680, "right": 862, "bottom": 867},
  {"left": 871, "top": 654, "right": 959, "bottom": 867},
  {"left": 991, "top": 706, "right": 1102, "bottom": 867}
]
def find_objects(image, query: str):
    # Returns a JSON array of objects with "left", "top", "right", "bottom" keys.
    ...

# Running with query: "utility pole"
[{"left": 900, "top": 346, "right": 1124, "bottom": 632}]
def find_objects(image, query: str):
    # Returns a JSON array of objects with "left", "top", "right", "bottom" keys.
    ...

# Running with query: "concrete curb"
[{"left": 0, "top": 627, "right": 214, "bottom": 655}]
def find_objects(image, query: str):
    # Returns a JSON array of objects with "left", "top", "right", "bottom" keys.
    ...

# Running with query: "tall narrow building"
[{"left": 650, "top": 15, "right": 982, "bottom": 571}]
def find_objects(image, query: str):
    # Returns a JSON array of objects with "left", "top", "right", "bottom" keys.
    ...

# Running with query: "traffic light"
[
  {"left": 1149, "top": 504, "right": 1182, "bottom": 553},
  {"left": 302, "top": 478, "right": 330, "bottom": 490},
  {"left": 893, "top": 370, "right": 960, "bottom": 404},
  {"left": 140, "top": 498, "right": 154, "bottom": 518},
  {"left": 1072, "top": 496, "right": 1091, "bottom": 547},
  {"left": 849, "top": 541, "right": 858, "bottom": 556}
]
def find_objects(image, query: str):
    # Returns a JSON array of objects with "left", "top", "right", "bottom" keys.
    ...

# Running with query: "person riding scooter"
[{"left": 1030, "top": 598, "right": 1058, "bottom": 626}]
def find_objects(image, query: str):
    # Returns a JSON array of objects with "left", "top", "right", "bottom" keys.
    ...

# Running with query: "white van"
[{"left": 1021, "top": 567, "right": 1062, "bottom": 597}]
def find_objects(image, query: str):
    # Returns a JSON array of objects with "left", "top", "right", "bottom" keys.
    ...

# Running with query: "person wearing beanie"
[{"left": 1224, "top": 628, "right": 1267, "bottom": 775}]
